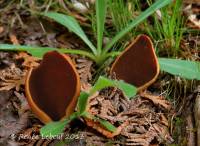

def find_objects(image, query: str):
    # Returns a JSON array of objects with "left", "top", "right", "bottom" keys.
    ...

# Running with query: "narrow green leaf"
[
  {"left": 90, "top": 76, "right": 137, "bottom": 98},
  {"left": 77, "top": 92, "right": 89, "bottom": 114},
  {"left": 98, "top": 118, "right": 117, "bottom": 133},
  {"left": 104, "top": 0, "right": 173, "bottom": 53},
  {"left": 40, "top": 112, "right": 79, "bottom": 137},
  {"left": 96, "top": 0, "right": 107, "bottom": 54},
  {"left": 40, "top": 119, "right": 69, "bottom": 137},
  {"left": 82, "top": 111, "right": 117, "bottom": 132},
  {"left": 42, "top": 12, "right": 97, "bottom": 55},
  {"left": 117, "top": 80, "right": 137, "bottom": 98},
  {"left": 0, "top": 44, "right": 54, "bottom": 58},
  {"left": 81, "top": 111, "right": 93, "bottom": 119},
  {"left": 0, "top": 44, "right": 96, "bottom": 60},
  {"left": 159, "top": 58, "right": 200, "bottom": 80}
]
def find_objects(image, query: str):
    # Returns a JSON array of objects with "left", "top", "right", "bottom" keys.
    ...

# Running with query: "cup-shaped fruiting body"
[
  {"left": 111, "top": 34, "right": 159, "bottom": 91},
  {"left": 25, "top": 51, "right": 80, "bottom": 123}
]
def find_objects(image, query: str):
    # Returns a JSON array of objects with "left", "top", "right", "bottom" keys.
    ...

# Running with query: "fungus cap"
[
  {"left": 111, "top": 35, "right": 159, "bottom": 91},
  {"left": 25, "top": 51, "right": 80, "bottom": 123}
]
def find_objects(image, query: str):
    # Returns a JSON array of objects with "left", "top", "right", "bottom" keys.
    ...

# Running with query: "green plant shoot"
[{"left": 0, "top": 0, "right": 173, "bottom": 66}]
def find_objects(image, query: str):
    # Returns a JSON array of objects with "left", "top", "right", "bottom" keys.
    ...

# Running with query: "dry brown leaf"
[
  {"left": 13, "top": 91, "right": 30, "bottom": 114},
  {"left": 121, "top": 123, "right": 173, "bottom": 145},
  {"left": 188, "top": 14, "right": 200, "bottom": 29},
  {"left": 9, "top": 33, "right": 40, "bottom": 68},
  {"left": 0, "top": 78, "right": 25, "bottom": 91},
  {"left": 9, "top": 34, "right": 20, "bottom": 45},
  {"left": 76, "top": 57, "right": 93, "bottom": 83},
  {"left": 0, "top": 91, "right": 29, "bottom": 145},
  {"left": 140, "top": 92, "right": 171, "bottom": 110},
  {"left": 15, "top": 52, "right": 40, "bottom": 68},
  {"left": 0, "top": 64, "right": 26, "bottom": 91},
  {"left": 183, "top": 3, "right": 200, "bottom": 29},
  {"left": 152, "top": 123, "right": 174, "bottom": 144},
  {"left": 0, "top": 26, "right": 4, "bottom": 34},
  {"left": 85, "top": 118, "right": 128, "bottom": 138},
  {"left": 160, "top": 114, "right": 169, "bottom": 126},
  {"left": 122, "top": 126, "right": 157, "bottom": 146},
  {"left": 81, "top": 131, "right": 120, "bottom": 146}
]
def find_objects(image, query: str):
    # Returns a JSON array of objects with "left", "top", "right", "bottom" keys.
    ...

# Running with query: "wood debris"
[
  {"left": 81, "top": 131, "right": 120, "bottom": 146},
  {"left": 83, "top": 88, "right": 173, "bottom": 145},
  {"left": 15, "top": 52, "right": 40, "bottom": 68},
  {"left": 0, "top": 64, "right": 26, "bottom": 91},
  {"left": 183, "top": 2, "right": 200, "bottom": 29},
  {"left": 0, "top": 52, "right": 14, "bottom": 67},
  {"left": 140, "top": 91, "right": 171, "bottom": 110},
  {"left": 0, "top": 91, "right": 29, "bottom": 145},
  {"left": 13, "top": 91, "right": 30, "bottom": 115},
  {"left": 75, "top": 56, "right": 93, "bottom": 83},
  {"left": 9, "top": 34, "right": 20, "bottom": 45},
  {"left": 0, "top": 26, "right": 4, "bottom": 34},
  {"left": 9, "top": 33, "right": 40, "bottom": 68},
  {"left": 194, "top": 86, "right": 200, "bottom": 146}
]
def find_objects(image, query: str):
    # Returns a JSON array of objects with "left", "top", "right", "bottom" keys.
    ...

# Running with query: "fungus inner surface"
[
  {"left": 111, "top": 35, "right": 158, "bottom": 87},
  {"left": 29, "top": 51, "right": 78, "bottom": 121}
]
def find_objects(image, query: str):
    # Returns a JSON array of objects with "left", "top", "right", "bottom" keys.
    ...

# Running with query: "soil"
[{"left": 0, "top": 1, "right": 199, "bottom": 146}]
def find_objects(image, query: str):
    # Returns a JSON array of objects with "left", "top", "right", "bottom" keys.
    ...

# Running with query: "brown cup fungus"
[
  {"left": 25, "top": 51, "right": 80, "bottom": 123},
  {"left": 111, "top": 34, "right": 159, "bottom": 91}
]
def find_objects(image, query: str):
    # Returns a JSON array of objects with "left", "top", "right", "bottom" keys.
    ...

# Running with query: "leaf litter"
[
  {"left": 80, "top": 86, "right": 174, "bottom": 145},
  {"left": 0, "top": 0, "right": 198, "bottom": 145},
  {"left": 0, "top": 48, "right": 173, "bottom": 145},
  {"left": 183, "top": 1, "right": 200, "bottom": 29}
]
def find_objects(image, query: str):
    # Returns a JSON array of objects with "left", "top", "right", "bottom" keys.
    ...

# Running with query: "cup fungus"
[
  {"left": 25, "top": 51, "right": 80, "bottom": 123},
  {"left": 111, "top": 34, "right": 159, "bottom": 91}
]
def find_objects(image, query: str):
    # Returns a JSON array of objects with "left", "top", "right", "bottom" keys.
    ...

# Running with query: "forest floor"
[{"left": 0, "top": 0, "right": 199, "bottom": 146}]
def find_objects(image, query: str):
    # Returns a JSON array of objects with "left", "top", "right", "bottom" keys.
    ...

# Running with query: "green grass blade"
[
  {"left": 104, "top": 0, "right": 173, "bottom": 53},
  {"left": 96, "top": 0, "right": 107, "bottom": 54},
  {"left": 40, "top": 119, "right": 69, "bottom": 137},
  {"left": 42, "top": 12, "right": 97, "bottom": 55},
  {"left": 0, "top": 44, "right": 54, "bottom": 58},
  {"left": 77, "top": 92, "right": 90, "bottom": 114},
  {"left": 0, "top": 44, "right": 96, "bottom": 60},
  {"left": 90, "top": 76, "right": 137, "bottom": 99},
  {"left": 159, "top": 58, "right": 200, "bottom": 80},
  {"left": 82, "top": 111, "right": 117, "bottom": 132},
  {"left": 40, "top": 112, "right": 79, "bottom": 137},
  {"left": 97, "top": 118, "right": 117, "bottom": 132},
  {"left": 117, "top": 80, "right": 137, "bottom": 98}
]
